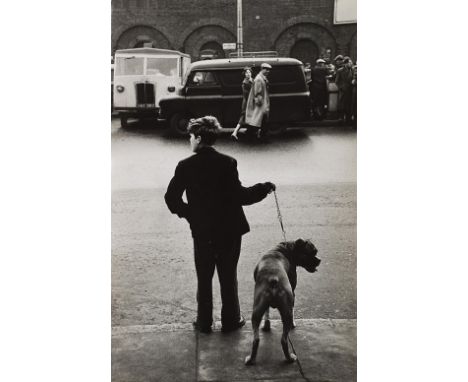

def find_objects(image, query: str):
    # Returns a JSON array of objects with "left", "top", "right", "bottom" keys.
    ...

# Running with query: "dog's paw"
[
  {"left": 244, "top": 355, "right": 255, "bottom": 366},
  {"left": 286, "top": 353, "right": 297, "bottom": 363},
  {"left": 292, "top": 320, "right": 297, "bottom": 329},
  {"left": 262, "top": 320, "right": 271, "bottom": 332}
]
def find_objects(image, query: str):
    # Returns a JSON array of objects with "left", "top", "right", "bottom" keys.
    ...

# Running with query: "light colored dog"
[{"left": 245, "top": 239, "right": 320, "bottom": 365}]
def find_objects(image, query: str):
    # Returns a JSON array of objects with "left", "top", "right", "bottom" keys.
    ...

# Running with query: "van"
[
  {"left": 158, "top": 57, "right": 310, "bottom": 136},
  {"left": 113, "top": 48, "right": 191, "bottom": 127}
]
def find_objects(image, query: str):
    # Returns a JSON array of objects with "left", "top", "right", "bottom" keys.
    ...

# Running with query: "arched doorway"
[
  {"left": 290, "top": 39, "right": 319, "bottom": 65},
  {"left": 275, "top": 23, "right": 336, "bottom": 64},
  {"left": 200, "top": 41, "right": 225, "bottom": 59},
  {"left": 183, "top": 25, "right": 236, "bottom": 61},
  {"left": 116, "top": 25, "right": 172, "bottom": 50}
]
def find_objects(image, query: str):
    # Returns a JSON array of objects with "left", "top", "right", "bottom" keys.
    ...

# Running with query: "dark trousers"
[
  {"left": 338, "top": 88, "right": 353, "bottom": 122},
  {"left": 193, "top": 235, "right": 242, "bottom": 328},
  {"left": 259, "top": 114, "right": 269, "bottom": 135}
]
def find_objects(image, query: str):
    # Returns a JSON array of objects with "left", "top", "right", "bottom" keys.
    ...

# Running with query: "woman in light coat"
[{"left": 245, "top": 63, "right": 271, "bottom": 138}]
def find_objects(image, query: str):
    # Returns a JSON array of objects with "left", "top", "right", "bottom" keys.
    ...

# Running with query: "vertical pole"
[{"left": 237, "top": 0, "right": 243, "bottom": 57}]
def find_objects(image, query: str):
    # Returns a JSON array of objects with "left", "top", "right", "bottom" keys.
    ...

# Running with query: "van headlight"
[{"left": 116, "top": 85, "right": 125, "bottom": 93}]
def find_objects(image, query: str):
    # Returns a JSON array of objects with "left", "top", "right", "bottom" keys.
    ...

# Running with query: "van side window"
[
  {"left": 268, "top": 67, "right": 297, "bottom": 85},
  {"left": 188, "top": 71, "right": 219, "bottom": 86},
  {"left": 268, "top": 66, "right": 307, "bottom": 93},
  {"left": 218, "top": 70, "right": 244, "bottom": 86}
]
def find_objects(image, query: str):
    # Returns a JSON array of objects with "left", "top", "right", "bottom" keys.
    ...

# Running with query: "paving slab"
[
  {"left": 111, "top": 319, "right": 356, "bottom": 382},
  {"left": 198, "top": 320, "right": 304, "bottom": 381},
  {"left": 112, "top": 324, "right": 197, "bottom": 382},
  {"left": 289, "top": 319, "right": 356, "bottom": 382}
]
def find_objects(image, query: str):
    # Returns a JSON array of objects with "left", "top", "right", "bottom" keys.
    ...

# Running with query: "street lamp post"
[{"left": 237, "top": 0, "right": 243, "bottom": 57}]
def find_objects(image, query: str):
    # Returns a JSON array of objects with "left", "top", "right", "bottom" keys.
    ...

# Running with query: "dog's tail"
[{"left": 268, "top": 276, "right": 279, "bottom": 289}]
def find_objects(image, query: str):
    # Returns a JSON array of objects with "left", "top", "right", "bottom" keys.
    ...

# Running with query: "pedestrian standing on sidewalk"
[
  {"left": 245, "top": 62, "right": 271, "bottom": 140},
  {"left": 332, "top": 55, "right": 344, "bottom": 79},
  {"left": 231, "top": 66, "right": 253, "bottom": 141},
  {"left": 310, "top": 58, "right": 329, "bottom": 120},
  {"left": 335, "top": 56, "right": 354, "bottom": 124},
  {"left": 165, "top": 116, "right": 276, "bottom": 333}
]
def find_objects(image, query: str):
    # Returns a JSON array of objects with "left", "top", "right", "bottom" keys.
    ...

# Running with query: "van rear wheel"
[
  {"left": 170, "top": 113, "right": 190, "bottom": 136},
  {"left": 120, "top": 115, "right": 129, "bottom": 129}
]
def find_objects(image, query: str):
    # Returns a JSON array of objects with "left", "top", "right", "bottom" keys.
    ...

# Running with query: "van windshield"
[
  {"left": 115, "top": 57, "right": 144, "bottom": 76},
  {"left": 146, "top": 57, "right": 178, "bottom": 76}
]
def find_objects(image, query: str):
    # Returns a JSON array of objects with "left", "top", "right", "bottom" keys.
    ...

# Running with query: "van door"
[
  {"left": 218, "top": 69, "right": 244, "bottom": 127},
  {"left": 267, "top": 65, "right": 310, "bottom": 123},
  {"left": 185, "top": 70, "right": 222, "bottom": 121}
]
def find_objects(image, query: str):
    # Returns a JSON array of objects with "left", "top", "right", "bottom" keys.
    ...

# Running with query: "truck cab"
[{"left": 113, "top": 48, "right": 191, "bottom": 127}]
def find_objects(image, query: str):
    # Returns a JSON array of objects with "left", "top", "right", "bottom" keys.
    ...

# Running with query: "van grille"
[{"left": 136, "top": 82, "right": 155, "bottom": 108}]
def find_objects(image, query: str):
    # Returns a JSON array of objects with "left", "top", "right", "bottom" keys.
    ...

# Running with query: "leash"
[{"left": 273, "top": 189, "right": 287, "bottom": 241}]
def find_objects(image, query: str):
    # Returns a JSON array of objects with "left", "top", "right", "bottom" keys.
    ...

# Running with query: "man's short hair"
[{"left": 187, "top": 116, "right": 221, "bottom": 145}]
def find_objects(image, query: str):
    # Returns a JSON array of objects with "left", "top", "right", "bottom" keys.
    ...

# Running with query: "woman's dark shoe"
[{"left": 221, "top": 315, "right": 246, "bottom": 333}]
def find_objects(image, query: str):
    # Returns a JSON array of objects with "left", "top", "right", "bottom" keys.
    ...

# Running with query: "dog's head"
[{"left": 292, "top": 238, "right": 321, "bottom": 272}]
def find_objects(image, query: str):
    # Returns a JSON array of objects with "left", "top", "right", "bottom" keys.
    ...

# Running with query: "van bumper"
[{"left": 114, "top": 107, "right": 160, "bottom": 118}]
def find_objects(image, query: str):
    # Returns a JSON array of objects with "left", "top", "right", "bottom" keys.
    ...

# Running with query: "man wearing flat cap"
[
  {"left": 334, "top": 55, "right": 344, "bottom": 70},
  {"left": 245, "top": 63, "right": 271, "bottom": 139}
]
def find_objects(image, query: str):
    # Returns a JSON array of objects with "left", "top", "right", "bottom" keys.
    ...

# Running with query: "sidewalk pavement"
[{"left": 112, "top": 318, "right": 356, "bottom": 382}]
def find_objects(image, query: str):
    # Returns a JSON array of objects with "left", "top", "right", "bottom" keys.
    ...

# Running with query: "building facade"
[{"left": 111, "top": 0, "right": 357, "bottom": 64}]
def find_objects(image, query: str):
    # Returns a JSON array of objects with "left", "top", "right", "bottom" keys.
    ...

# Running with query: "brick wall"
[{"left": 112, "top": 0, "right": 357, "bottom": 63}]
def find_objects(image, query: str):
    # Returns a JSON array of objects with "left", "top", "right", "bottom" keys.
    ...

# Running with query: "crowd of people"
[
  {"left": 304, "top": 55, "right": 357, "bottom": 125},
  {"left": 228, "top": 55, "right": 357, "bottom": 143}
]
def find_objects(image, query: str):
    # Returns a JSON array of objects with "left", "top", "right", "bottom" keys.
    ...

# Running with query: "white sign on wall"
[
  {"left": 334, "top": 0, "right": 357, "bottom": 24},
  {"left": 222, "top": 43, "right": 237, "bottom": 50}
]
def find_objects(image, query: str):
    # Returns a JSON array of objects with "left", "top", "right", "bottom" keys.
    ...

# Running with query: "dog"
[{"left": 245, "top": 238, "right": 320, "bottom": 365}]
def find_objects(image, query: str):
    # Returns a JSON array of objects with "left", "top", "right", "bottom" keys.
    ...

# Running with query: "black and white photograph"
[
  {"left": 111, "top": 1, "right": 356, "bottom": 381},
  {"left": 3, "top": 1, "right": 468, "bottom": 382}
]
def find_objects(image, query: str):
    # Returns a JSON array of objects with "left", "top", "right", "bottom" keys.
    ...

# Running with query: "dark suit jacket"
[
  {"left": 165, "top": 146, "right": 270, "bottom": 239},
  {"left": 335, "top": 66, "right": 354, "bottom": 91}
]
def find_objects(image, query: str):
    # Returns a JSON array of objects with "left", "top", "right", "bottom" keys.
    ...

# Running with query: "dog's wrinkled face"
[{"left": 293, "top": 238, "right": 321, "bottom": 272}]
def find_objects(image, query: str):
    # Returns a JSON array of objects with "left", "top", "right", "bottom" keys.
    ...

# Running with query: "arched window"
[{"left": 290, "top": 39, "right": 319, "bottom": 65}]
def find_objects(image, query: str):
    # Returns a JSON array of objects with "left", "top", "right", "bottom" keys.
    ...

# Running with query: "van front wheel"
[{"left": 170, "top": 113, "right": 190, "bottom": 136}]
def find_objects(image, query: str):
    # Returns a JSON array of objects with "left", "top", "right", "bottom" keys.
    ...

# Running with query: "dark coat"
[
  {"left": 241, "top": 78, "right": 253, "bottom": 113},
  {"left": 335, "top": 66, "right": 354, "bottom": 92},
  {"left": 310, "top": 66, "right": 329, "bottom": 106},
  {"left": 238, "top": 78, "right": 253, "bottom": 124},
  {"left": 165, "top": 147, "right": 271, "bottom": 239}
]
